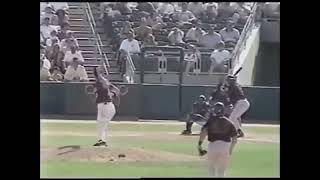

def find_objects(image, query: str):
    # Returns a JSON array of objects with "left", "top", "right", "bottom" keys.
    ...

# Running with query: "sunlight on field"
[{"left": 40, "top": 120, "right": 279, "bottom": 178}]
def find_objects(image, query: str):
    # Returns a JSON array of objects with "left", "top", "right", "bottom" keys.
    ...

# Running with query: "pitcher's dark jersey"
[
  {"left": 95, "top": 82, "right": 112, "bottom": 104},
  {"left": 203, "top": 115, "right": 237, "bottom": 142}
]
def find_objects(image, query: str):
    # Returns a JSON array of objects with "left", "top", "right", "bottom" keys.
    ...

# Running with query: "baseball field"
[{"left": 40, "top": 119, "right": 279, "bottom": 178}]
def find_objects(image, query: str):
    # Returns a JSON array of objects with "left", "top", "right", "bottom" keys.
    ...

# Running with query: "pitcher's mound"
[{"left": 41, "top": 146, "right": 202, "bottom": 162}]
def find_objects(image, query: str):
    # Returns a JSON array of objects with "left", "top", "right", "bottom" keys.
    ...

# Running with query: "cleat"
[
  {"left": 93, "top": 140, "right": 108, "bottom": 147},
  {"left": 181, "top": 130, "right": 192, "bottom": 135},
  {"left": 237, "top": 129, "right": 245, "bottom": 138}
]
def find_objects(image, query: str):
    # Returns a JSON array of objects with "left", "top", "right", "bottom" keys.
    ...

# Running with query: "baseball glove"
[
  {"left": 199, "top": 149, "right": 207, "bottom": 156},
  {"left": 198, "top": 145, "right": 207, "bottom": 156}
]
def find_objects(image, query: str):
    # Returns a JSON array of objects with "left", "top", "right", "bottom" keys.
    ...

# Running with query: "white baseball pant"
[
  {"left": 96, "top": 102, "right": 116, "bottom": 142},
  {"left": 229, "top": 99, "right": 250, "bottom": 130},
  {"left": 207, "top": 140, "right": 231, "bottom": 177}
]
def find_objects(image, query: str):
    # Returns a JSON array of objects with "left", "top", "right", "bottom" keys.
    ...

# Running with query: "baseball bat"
[{"left": 233, "top": 67, "right": 243, "bottom": 76}]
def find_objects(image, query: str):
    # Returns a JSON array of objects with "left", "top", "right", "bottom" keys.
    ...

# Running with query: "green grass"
[{"left": 41, "top": 121, "right": 279, "bottom": 178}]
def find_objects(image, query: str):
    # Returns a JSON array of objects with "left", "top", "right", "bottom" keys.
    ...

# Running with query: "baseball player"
[
  {"left": 181, "top": 95, "right": 210, "bottom": 135},
  {"left": 209, "top": 82, "right": 233, "bottom": 117},
  {"left": 198, "top": 102, "right": 238, "bottom": 177},
  {"left": 92, "top": 67, "right": 119, "bottom": 147},
  {"left": 224, "top": 75, "right": 250, "bottom": 137}
]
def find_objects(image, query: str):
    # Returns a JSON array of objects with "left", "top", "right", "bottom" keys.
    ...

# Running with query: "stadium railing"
[
  {"left": 83, "top": 3, "right": 109, "bottom": 74},
  {"left": 230, "top": 2, "right": 259, "bottom": 73}
]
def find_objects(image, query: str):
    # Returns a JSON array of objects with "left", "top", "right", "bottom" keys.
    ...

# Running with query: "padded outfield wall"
[{"left": 40, "top": 82, "right": 279, "bottom": 121}]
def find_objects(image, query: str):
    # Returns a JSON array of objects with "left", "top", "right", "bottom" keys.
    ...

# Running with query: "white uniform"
[{"left": 96, "top": 102, "right": 116, "bottom": 142}]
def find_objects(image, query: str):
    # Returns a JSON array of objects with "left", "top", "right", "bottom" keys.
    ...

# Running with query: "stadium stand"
[{"left": 41, "top": 2, "right": 261, "bottom": 83}]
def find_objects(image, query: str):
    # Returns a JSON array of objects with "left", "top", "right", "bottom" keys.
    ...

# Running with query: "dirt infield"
[{"left": 41, "top": 146, "right": 202, "bottom": 163}]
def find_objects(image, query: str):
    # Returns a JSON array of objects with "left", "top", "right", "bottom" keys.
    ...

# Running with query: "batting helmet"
[{"left": 226, "top": 75, "right": 237, "bottom": 85}]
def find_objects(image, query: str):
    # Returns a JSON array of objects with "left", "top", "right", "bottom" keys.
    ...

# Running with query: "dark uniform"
[
  {"left": 193, "top": 101, "right": 211, "bottom": 117},
  {"left": 93, "top": 68, "right": 117, "bottom": 147},
  {"left": 210, "top": 83, "right": 232, "bottom": 116},
  {"left": 182, "top": 96, "right": 210, "bottom": 135},
  {"left": 95, "top": 82, "right": 113, "bottom": 104},
  {"left": 198, "top": 102, "right": 238, "bottom": 177},
  {"left": 203, "top": 114, "right": 237, "bottom": 143},
  {"left": 225, "top": 84, "right": 246, "bottom": 106},
  {"left": 225, "top": 76, "right": 250, "bottom": 137}
]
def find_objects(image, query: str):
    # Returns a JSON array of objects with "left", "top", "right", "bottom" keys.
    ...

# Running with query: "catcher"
[
  {"left": 181, "top": 95, "right": 211, "bottom": 135},
  {"left": 197, "top": 102, "right": 238, "bottom": 177}
]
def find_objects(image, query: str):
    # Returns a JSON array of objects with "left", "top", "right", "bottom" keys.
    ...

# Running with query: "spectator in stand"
[
  {"left": 168, "top": 27, "right": 185, "bottom": 45},
  {"left": 120, "top": 21, "right": 134, "bottom": 40},
  {"left": 142, "top": 34, "right": 158, "bottom": 48},
  {"left": 184, "top": 44, "right": 201, "bottom": 75},
  {"left": 146, "top": 13, "right": 162, "bottom": 27},
  {"left": 185, "top": 22, "right": 206, "bottom": 43},
  {"left": 263, "top": 2, "right": 280, "bottom": 18},
  {"left": 47, "top": 43, "right": 65, "bottom": 73},
  {"left": 119, "top": 32, "right": 141, "bottom": 75},
  {"left": 57, "top": 22, "right": 70, "bottom": 40},
  {"left": 217, "top": 2, "right": 236, "bottom": 20},
  {"left": 209, "top": 41, "right": 230, "bottom": 74},
  {"left": 45, "top": 37, "right": 59, "bottom": 58},
  {"left": 157, "top": 3, "right": 175, "bottom": 15},
  {"left": 40, "top": 44, "right": 46, "bottom": 57},
  {"left": 231, "top": 3, "right": 252, "bottom": 24},
  {"left": 201, "top": 3, "right": 218, "bottom": 23},
  {"left": 60, "top": 31, "right": 79, "bottom": 53},
  {"left": 56, "top": 9, "right": 69, "bottom": 26},
  {"left": 119, "top": 31, "right": 141, "bottom": 54},
  {"left": 133, "top": 17, "right": 152, "bottom": 41},
  {"left": 136, "top": 2, "right": 156, "bottom": 14},
  {"left": 152, "top": 16, "right": 167, "bottom": 30},
  {"left": 173, "top": 2, "right": 196, "bottom": 25},
  {"left": 40, "top": 2, "right": 49, "bottom": 13},
  {"left": 46, "top": 30, "right": 60, "bottom": 47},
  {"left": 219, "top": 22, "right": 240, "bottom": 47},
  {"left": 40, "top": 17, "right": 56, "bottom": 40},
  {"left": 188, "top": 2, "right": 205, "bottom": 18},
  {"left": 113, "top": 2, "right": 132, "bottom": 15},
  {"left": 41, "top": 4, "right": 58, "bottom": 25},
  {"left": 40, "top": 60, "right": 52, "bottom": 81},
  {"left": 64, "top": 58, "right": 89, "bottom": 82},
  {"left": 50, "top": 2, "right": 69, "bottom": 11},
  {"left": 50, "top": 66, "right": 64, "bottom": 82},
  {"left": 40, "top": 33, "right": 45, "bottom": 45},
  {"left": 199, "top": 26, "right": 222, "bottom": 49},
  {"left": 63, "top": 45, "right": 85, "bottom": 65},
  {"left": 40, "top": 51, "right": 52, "bottom": 71}
]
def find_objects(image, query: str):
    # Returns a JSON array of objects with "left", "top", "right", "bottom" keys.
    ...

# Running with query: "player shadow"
[{"left": 57, "top": 145, "right": 81, "bottom": 156}]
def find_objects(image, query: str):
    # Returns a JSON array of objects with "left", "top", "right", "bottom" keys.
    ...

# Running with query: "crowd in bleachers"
[
  {"left": 40, "top": 2, "right": 279, "bottom": 82},
  {"left": 40, "top": 2, "right": 88, "bottom": 82},
  {"left": 97, "top": 2, "right": 254, "bottom": 75}
]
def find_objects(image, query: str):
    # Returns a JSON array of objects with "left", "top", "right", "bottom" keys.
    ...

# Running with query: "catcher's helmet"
[{"left": 199, "top": 95, "right": 206, "bottom": 101}]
